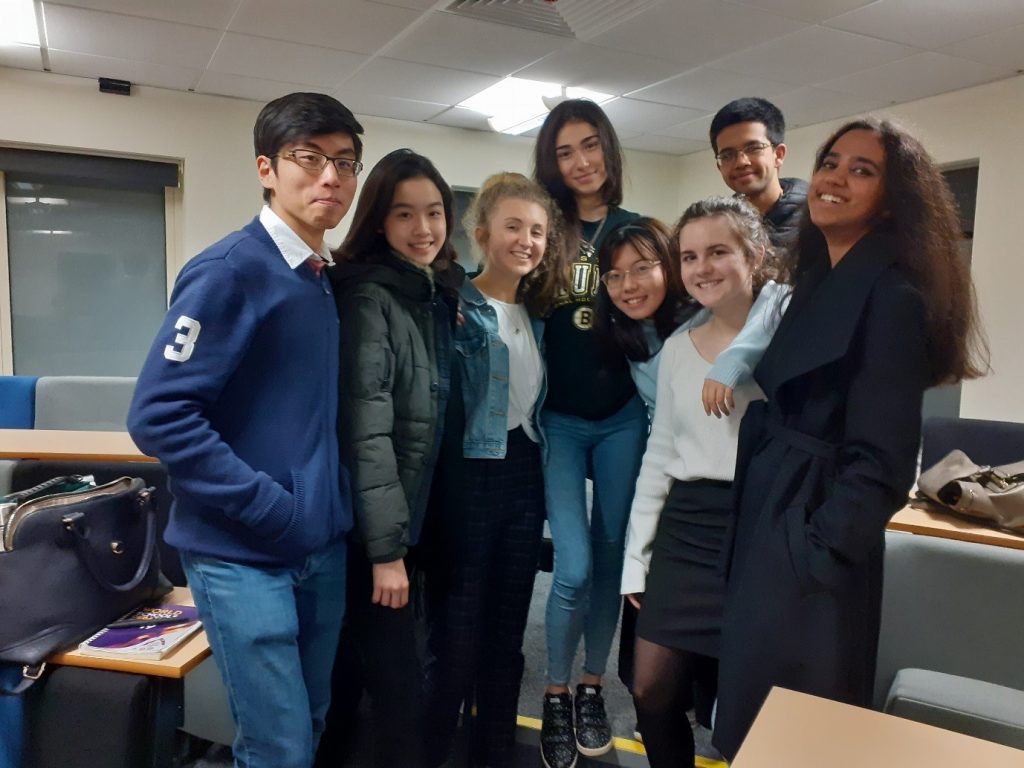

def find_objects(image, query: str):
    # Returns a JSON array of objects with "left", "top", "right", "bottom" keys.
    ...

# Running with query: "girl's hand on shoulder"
[
  {"left": 371, "top": 559, "right": 409, "bottom": 609},
  {"left": 702, "top": 379, "right": 734, "bottom": 418},
  {"left": 627, "top": 593, "right": 643, "bottom": 611}
]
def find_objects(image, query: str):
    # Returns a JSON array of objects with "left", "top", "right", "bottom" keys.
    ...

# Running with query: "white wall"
[
  {"left": 0, "top": 66, "right": 683, "bottom": 273},
  {"left": 675, "top": 75, "right": 1024, "bottom": 423},
  {"left": 2, "top": 65, "right": 1018, "bottom": 420}
]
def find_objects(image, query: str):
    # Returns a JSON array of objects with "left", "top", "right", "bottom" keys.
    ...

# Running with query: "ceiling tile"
[
  {"left": 942, "top": 23, "right": 1024, "bottom": 71},
  {"left": 338, "top": 58, "right": 499, "bottom": 106},
  {"left": 343, "top": 94, "right": 449, "bottom": 123},
  {"left": 709, "top": 26, "right": 918, "bottom": 87},
  {"left": 654, "top": 115, "right": 714, "bottom": 143},
  {"left": 228, "top": 0, "right": 423, "bottom": 55},
  {"left": 42, "top": 0, "right": 238, "bottom": 29},
  {"left": 820, "top": 52, "right": 1015, "bottom": 105},
  {"left": 194, "top": 71, "right": 323, "bottom": 103},
  {"left": 620, "top": 134, "right": 707, "bottom": 156},
  {"left": 513, "top": 42, "right": 686, "bottom": 96},
  {"left": 825, "top": 0, "right": 1024, "bottom": 49},
  {"left": 588, "top": 0, "right": 806, "bottom": 67},
  {"left": 208, "top": 33, "right": 366, "bottom": 90},
  {"left": 43, "top": 4, "right": 222, "bottom": 68},
  {"left": 0, "top": 44, "right": 44, "bottom": 71},
  {"left": 627, "top": 67, "right": 794, "bottom": 111},
  {"left": 426, "top": 106, "right": 491, "bottom": 131},
  {"left": 726, "top": 0, "right": 875, "bottom": 23},
  {"left": 47, "top": 50, "right": 201, "bottom": 90},
  {"left": 388, "top": 11, "right": 569, "bottom": 76},
  {"left": 600, "top": 98, "right": 708, "bottom": 134},
  {"left": 769, "top": 86, "right": 890, "bottom": 129}
]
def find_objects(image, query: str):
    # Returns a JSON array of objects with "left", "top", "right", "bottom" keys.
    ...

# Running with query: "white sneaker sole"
[{"left": 576, "top": 739, "right": 613, "bottom": 757}]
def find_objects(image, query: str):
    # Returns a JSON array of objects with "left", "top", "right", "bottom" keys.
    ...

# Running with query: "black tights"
[{"left": 632, "top": 636, "right": 718, "bottom": 768}]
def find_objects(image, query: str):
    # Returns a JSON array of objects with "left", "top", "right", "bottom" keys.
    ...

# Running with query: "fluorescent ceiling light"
[
  {"left": 8, "top": 197, "right": 70, "bottom": 206},
  {"left": 459, "top": 77, "right": 614, "bottom": 135},
  {"left": 0, "top": 0, "right": 40, "bottom": 46}
]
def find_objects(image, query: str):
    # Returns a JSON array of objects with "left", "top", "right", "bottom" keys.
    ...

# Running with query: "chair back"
[{"left": 921, "top": 417, "right": 1024, "bottom": 472}]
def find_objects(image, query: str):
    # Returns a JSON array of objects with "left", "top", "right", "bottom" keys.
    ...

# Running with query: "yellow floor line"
[{"left": 515, "top": 714, "right": 728, "bottom": 767}]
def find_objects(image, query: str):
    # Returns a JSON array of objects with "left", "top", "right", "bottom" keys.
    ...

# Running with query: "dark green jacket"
[{"left": 332, "top": 253, "right": 459, "bottom": 563}]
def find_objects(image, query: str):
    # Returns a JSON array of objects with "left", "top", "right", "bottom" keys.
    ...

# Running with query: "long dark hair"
[
  {"left": 789, "top": 118, "right": 988, "bottom": 385},
  {"left": 594, "top": 217, "right": 693, "bottom": 363},
  {"left": 337, "top": 148, "right": 458, "bottom": 273},
  {"left": 533, "top": 99, "right": 625, "bottom": 234}
]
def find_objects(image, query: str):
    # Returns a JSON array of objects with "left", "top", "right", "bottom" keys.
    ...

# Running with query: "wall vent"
[{"left": 444, "top": 0, "right": 662, "bottom": 41}]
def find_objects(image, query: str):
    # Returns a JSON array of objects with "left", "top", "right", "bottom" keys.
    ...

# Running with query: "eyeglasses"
[
  {"left": 278, "top": 149, "right": 364, "bottom": 178},
  {"left": 715, "top": 141, "right": 773, "bottom": 167},
  {"left": 600, "top": 260, "right": 662, "bottom": 291}
]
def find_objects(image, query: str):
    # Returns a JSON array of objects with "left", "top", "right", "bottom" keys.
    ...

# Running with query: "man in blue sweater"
[{"left": 128, "top": 92, "right": 363, "bottom": 768}]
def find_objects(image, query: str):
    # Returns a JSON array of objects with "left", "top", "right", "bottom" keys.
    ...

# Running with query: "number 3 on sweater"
[{"left": 163, "top": 315, "right": 201, "bottom": 362}]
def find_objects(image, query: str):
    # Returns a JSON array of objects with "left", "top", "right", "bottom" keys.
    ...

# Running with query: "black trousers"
[
  {"left": 337, "top": 542, "right": 426, "bottom": 768},
  {"left": 423, "top": 428, "right": 545, "bottom": 768}
]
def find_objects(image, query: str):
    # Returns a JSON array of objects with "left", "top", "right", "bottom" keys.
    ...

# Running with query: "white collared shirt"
[{"left": 259, "top": 205, "right": 334, "bottom": 270}]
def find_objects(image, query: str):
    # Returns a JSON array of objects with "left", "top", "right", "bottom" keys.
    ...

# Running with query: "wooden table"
[
  {"left": 732, "top": 687, "right": 1024, "bottom": 767},
  {"left": 50, "top": 586, "right": 210, "bottom": 679},
  {"left": 887, "top": 499, "right": 1024, "bottom": 551},
  {"left": 0, "top": 428, "right": 155, "bottom": 462}
]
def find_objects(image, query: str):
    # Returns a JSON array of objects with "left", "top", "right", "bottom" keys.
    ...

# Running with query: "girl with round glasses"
[
  {"left": 610, "top": 200, "right": 782, "bottom": 768},
  {"left": 591, "top": 212, "right": 785, "bottom": 766}
]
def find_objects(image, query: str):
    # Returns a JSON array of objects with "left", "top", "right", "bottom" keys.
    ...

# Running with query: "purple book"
[{"left": 78, "top": 604, "right": 202, "bottom": 660}]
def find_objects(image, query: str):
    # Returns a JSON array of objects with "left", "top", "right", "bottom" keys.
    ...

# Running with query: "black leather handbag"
[{"left": 0, "top": 476, "right": 170, "bottom": 691}]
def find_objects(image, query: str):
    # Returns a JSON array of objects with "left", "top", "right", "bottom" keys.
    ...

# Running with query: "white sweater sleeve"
[{"left": 621, "top": 337, "right": 680, "bottom": 595}]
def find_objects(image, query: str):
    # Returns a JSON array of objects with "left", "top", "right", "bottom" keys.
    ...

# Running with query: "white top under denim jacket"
[
  {"left": 455, "top": 279, "right": 547, "bottom": 459},
  {"left": 484, "top": 295, "right": 543, "bottom": 442},
  {"left": 629, "top": 280, "right": 790, "bottom": 421}
]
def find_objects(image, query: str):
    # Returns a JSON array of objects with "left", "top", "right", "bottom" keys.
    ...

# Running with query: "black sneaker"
[
  {"left": 540, "top": 692, "right": 578, "bottom": 768},
  {"left": 574, "top": 684, "right": 613, "bottom": 757}
]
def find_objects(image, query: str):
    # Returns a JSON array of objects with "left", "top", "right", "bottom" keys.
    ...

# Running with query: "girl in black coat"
[{"left": 713, "top": 118, "right": 988, "bottom": 759}]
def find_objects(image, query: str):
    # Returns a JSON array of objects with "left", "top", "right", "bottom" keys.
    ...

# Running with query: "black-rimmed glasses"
[{"left": 279, "top": 149, "right": 363, "bottom": 177}]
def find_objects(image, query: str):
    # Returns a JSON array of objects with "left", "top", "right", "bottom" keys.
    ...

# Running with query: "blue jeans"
[
  {"left": 542, "top": 396, "right": 648, "bottom": 686},
  {"left": 181, "top": 541, "right": 347, "bottom": 768},
  {"left": 0, "top": 667, "right": 23, "bottom": 768}
]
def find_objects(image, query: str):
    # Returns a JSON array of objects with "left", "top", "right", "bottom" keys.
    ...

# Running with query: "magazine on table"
[{"left": 78, "top": 604, "right": 202, "bottom": 660}]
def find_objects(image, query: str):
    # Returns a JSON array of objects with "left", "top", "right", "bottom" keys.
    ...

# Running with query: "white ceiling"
[{"left": 2, "top": 0, "right": 1023, "bottom": 156}]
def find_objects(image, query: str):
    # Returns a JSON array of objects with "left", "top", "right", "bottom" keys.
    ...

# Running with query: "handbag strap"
[
  {"left": 0, "top": 663, "right": 46, "bottom": 696},
  {"left": 62, "top": 487, "right": 158, "bottom": 594}
]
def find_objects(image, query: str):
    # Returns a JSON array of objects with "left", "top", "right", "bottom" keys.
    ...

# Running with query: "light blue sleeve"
[{"left": 706, "top": 280, "right": 791, "bottom": 388}]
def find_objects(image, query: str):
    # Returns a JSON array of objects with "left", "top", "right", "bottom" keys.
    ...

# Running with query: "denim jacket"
[{"left": 455, "top": 279, "right": 546, "bottom": 459}]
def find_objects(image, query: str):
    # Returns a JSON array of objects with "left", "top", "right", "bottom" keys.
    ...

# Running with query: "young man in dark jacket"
[
  {"left": 709, "top": 97, "right": 808, "bottom": 251},
  {"left": 128, "top": 92, "right": 363, "bottom": 768}
]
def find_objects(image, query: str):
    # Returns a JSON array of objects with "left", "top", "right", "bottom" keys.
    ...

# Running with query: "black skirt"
[{"left": 636, "top": 478, "right": 732, "bottom": 657}]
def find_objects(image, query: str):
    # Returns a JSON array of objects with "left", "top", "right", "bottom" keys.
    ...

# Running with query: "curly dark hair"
[{"left": 789, "top": 118, "right": 988, "bottom": 385}]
